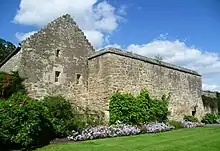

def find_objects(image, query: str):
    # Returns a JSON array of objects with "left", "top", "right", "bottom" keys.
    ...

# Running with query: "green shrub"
[
  {"left": 109, "top": 88, "right": 170, "bottom": 125},
  {"left": 41, "top": 95, "right": 105, "bottom": 135},
  {"left": 72, "top": 106, "right": 105, "bottom": 132},
  {"left": 41, "top": 95, "right": 76, "bottom": 137},
  {"left": 0, "top": 71, "right": 26, "bottom": 100},
  {"left": 201, "top": 114, "right": 218, "bottom": 124},
  {"left": 0, "top": 93, "right": 54, "bottom": 150},
  {"left": 183, "top": 115, "right": 199, "bottom": 122},
  {"left": 168, "top": 120, "right": 184, "bottom": 129}
]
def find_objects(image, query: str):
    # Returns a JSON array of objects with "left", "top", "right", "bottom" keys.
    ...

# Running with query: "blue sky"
[
  {"left": 112, "top": 0, "right": 220, "bottom": 51},
  {"left": 1, "top": 0, "right": 220, "bottom": 91}
]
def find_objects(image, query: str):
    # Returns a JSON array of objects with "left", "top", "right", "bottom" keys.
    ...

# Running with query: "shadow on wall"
[{"left": 202, "top": 90, "right": 219, "bottom": 114}]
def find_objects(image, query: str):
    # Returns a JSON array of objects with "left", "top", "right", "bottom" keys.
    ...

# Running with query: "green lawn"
[{"left": 37, "top": 126, "right": 220, "bottom": 151}]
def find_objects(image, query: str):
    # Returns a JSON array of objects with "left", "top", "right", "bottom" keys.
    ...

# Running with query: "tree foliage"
[
  {"left": 0, "top": 71, "right": 26, "bottom": 100},
  {"left": 0, "top": 38, "right": 16, "bottom": 62},
  {"left": 0, "top": 93, "right": 54, "bottom": 150}
]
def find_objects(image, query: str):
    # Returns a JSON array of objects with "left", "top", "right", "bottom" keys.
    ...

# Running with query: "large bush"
[
  {"left": 0, "top": 71, "right": 26, "bottom": 100},
  {"left": 41, "top": 95, "right": 78, "bottom": 137},
  {"left": 0, "top": 93, "right": 54, "bottom": 150},
  {"left": 72, "top": 106, "right": 105, "bottom": 132},
  {"left": 201, "top": 114, "right": 218, "bottom": 124},
  {"left": 42, "top": 95, "right": 105, "bottom": 136},
  {"left": 0, "top": 72, "right": 105, "bottom": 150},
  {"left": 109, "top": 89, "right": 170, "bottom": 125}
]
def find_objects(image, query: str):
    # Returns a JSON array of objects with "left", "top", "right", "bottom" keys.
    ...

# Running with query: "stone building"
[
  {"left": 202, "top": 90, "right": 219, "bottom": 114},
  {"left": 0, "top": 14, "right": 205, "bottom": 121}
]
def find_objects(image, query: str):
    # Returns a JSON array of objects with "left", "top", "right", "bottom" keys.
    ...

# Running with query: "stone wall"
[
  {"left": 0, "top": 14, "right": 206, "bottom": 121},
  {"left": 202, "top": 90, "right": 218, "bottom": 114},
  {"left": 1, "top": 14, "right": 94, "bottom": 107},
  {"left": 88, "top": 54, "right": 110, "bottom": 112},
  {"left": 0, "top": 48, "right": 23, "bottom": 73},
  {"left": 88, "top": 48, "right": 205, "bottom": 121}
]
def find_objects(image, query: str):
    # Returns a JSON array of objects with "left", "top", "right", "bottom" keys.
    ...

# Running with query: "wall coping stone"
[
  {"left": 0, "top": 47, "right": 21, "bottom": 68},
  {"left": 88, "top": 47, "right": 201, "bottom": 76}
]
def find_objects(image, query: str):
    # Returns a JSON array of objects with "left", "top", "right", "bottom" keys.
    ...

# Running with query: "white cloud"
[
  {"left": 126, "top": 39, "right": 220, "bottom": 76},
  {"left": 84, "top": 30, "right": 104, "bottom": 48},
  {"left": 14, "top": 0, "right": 125, "bottom": 48},
  {"left": 15, "top": 31, "right": 37, "bottom": 41},
  {"left": 104, "top": 44, "right": 121, "bottom": 49},
  {"left": 202, "top": 84, "right": 220, "bottom": 92}
]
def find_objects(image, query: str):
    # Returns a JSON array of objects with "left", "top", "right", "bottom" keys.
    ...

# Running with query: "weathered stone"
[
  {"left": 0, "top": 14, "right": 205, "bottom": 121},
  {"left": 0, "top": 14, "right": 93, "bottom": 107},
  {"left": 88, "top": 48, "right": 205, "bottom": 121},
  {"left": 202, "top": 90, "right": 218, "bottom": 114}
]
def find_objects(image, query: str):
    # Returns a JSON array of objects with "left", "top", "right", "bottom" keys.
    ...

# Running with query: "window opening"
[
  {"left": 56, "top": 49, "right": 60, "bottom": 57},
  {"left": 55, "top": 71, "right": 61, "bottom": 82},
  {"left": 76, "top": 74, "right": 81, "bottom": 84}
]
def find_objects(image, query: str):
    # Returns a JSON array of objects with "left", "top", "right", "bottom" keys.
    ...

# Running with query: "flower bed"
[
  {"left": 181, "top": 121, "right": 205, "bottom": 128},
  {"left": 67, "top": 120, "right": 205, "bottom": 142},
  {"left": 67, "top": 123, "right": 141, "bottom": 141},
  {"left": 140, "top": 122, "right": 174, "bottom": 133},
  {"left": 67, "top": 122, "right": 175, "bottom": 141}
]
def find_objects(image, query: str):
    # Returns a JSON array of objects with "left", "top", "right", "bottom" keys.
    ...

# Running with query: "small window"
[
  {"left": 56, "top": 49, "right": 60, "bottom": 57},
  {"left": 55, "top": 71, "right": 61, "bottom": 82},
  {"left": 76, "top": 73, "right": 81, "bottom": 84},
  {"left": 192, "top": 106, "right": 197, "bottom": 116}
]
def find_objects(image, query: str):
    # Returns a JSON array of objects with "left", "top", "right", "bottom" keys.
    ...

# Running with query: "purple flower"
[
  {"left": 19, "top": 103, "right": 24, "bottom": 107},
  {"left": 181, "top": 120, "right": 205, "bottom": 128}
]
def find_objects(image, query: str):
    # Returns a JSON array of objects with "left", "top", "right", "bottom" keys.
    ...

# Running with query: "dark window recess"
[
  {"left": 56, "top": 49, "right": 60, "bottom": 57},
  {"left": 76, "top": 74, "right": 81, "bottom": 84},
  {"left": 192, "top": 111, "right": 196, "bottom": 116},
  {"left": 55, "top": 71, "right": 61, "bottom": 82},
  {"left": 192, "top": 106, "right": 197, "bottom": 116}
]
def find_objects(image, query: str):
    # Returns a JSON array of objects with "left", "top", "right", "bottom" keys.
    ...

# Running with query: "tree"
[{"left": 0, "top": 38, "right": 16, "bottom": 62}]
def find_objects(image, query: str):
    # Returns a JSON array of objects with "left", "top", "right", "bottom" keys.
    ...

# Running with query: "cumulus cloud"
[
  {"left": 126, "top": 39, "right": 220, "bottom": 76},
  {"left": 15, "top": 31, "right": 37, "bottom": 41},
  {"left": 84, "top": 30, "right": 104, "bottom": 48},
  {"left": 13, "top": 0, "right": 125, "bottom": 48}
]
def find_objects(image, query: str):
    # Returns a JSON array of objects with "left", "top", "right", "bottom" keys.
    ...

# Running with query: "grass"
[{"left": 37, "top": 126, "right": 220, "bottom": 151}]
